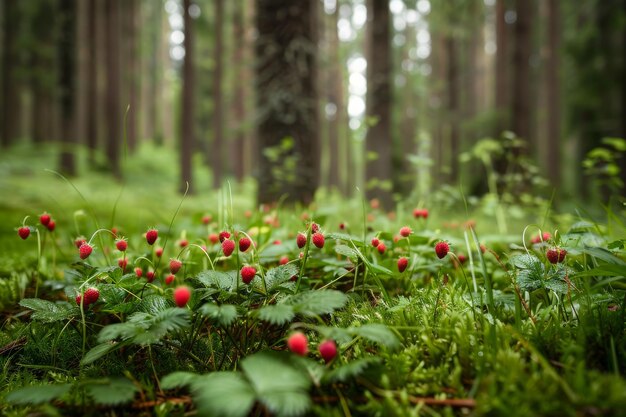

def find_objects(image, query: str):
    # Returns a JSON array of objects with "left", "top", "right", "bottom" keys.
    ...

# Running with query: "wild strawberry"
[
  {"left": 18, "top": 227, "right": 30, "bottom": 240},
  {"left": 296, "top": 233, "right": 307, "bottom": 249},
  {"left": 397, "top": 257, "right": 408, "bottom": 272},
  {"left": 399, "top": 226, "right": 412, "bottom": 238},
  {"left": 146, "top": 270, "right": 155, "bottom": 282},
  {"left": 273, "top": 239, "right": 282, "bottom": 245},
  {"left": 311, "top": 223, "right": 320, "bottom": 233},
  {"left": 413, "top": 208, "right": 428, "bottom": 219},
  {"left": 371, "top": 237, "right": 380, "bottom": 248},
  {"left": 299, "top": 251, "right": 304, "bottom": 259},
  {"left": 169, "top": 259, "right": 182, "bottom": 274},
  {"left": 279, "top": 256, "right": 289, "bottom": 265},
  {"left": 547, "top": 248, "right": 567, "bottom": 264},
  {"left": 74, "top": 237, "right": 87, "bottom": 248},
  {"left": 146, "top": 229, "right": 158, "bottom": 245},
  {"left": 202, "top": 214, "right": 212, "bottom": 225},
  {"left": 135, "top": 267, "right": 143, "bottom": 278},
  {"left": 241, "top": 266, "right": 256, "bottom": 284},
  {"left": 82, "top": 287, "right": 100, "bottom": 307},
  {"left": 111, "top": 227, "right": 119, "bottom": 237},
  {"left": 209, "top": 233, "right": 219, "bottom": 244},
  {"left": 155, "top": 247, "right": 163, "bottom": 258},
  {"left": 222, "top": 239, "right": 235, "bottom": 257},
  {"left": 239, "top": 237, "right": 252, "bottom": 252},
  {"left": 173, "top": 286, "right": 191, "bottom": 307},
  {"left": 39, "top": 213, "right": 51, "bottom": 226},
  {"left": 219, "top": 231, "right": 231, "bottom": 243},
  {"left": 165, "top": 274, "right": 175, "bottom": 285},
  {"left": 312, "top": 232, "right": 325, "bottom": 249},
  {"left": 393, "top": 235, "right": 401, "bottom": 243},
  {"left": 244, "top": 210, "right": 252, "bottom": 218},
  {"left": 435, "top": 241, "right": 449, "bottom": 259},
  {"left": 319, "top": 339, "right": 338, "bottom": 363},
  {"left": 457, "top": 254, "right": 468, "bottom": 264},
  {"left": 287, "top": 332, "right": 308, "bottom": 356},
  {"left": 339, "top": 222, "right": 345, "bottom": 230},
  {"left": 377, "top": 243, "right": 386, "bottom": 255},
  {"left": 46, "top": 220, "right": 56, "bottom": 232},
  {"left": 115, "top": 238, "right": 128, "bottom": 252},
  {"left": 79, "top": 243, "right": 93, "bottom": 259},
  {"left": 179, "top": 239, "right": 189, "bottom": 248},
  {"left": 118, "top": 258, "right": 128, "bottom": 271},
  {"left": 531, "top": 232, "right": 552, "bottom": 244}
]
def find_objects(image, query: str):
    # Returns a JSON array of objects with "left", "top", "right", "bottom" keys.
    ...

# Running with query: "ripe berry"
[
  {"left": 273, "top": 239, "right": 282, "bottom": 245},
  {"left": 547, "top": 248, "right": 567, "bottom": 264},
  {"left": 457, "top": 254, "right": 468, "bottom": 264},
  {"left": 222, "top": 239, "right": 235, "bottom": 257},
  {"left": 287, "top": 332, "right": 308, "bottom": 356},
  {"left": 74, "top": 237, "right": 87, "bottom": 248},
  {"left": 46, "top": 220, "right": 56, "bottom": 232},
  {"left": 296, "top": 233, "right": 307, "bottom": 249},
  {"left": 241, "top": 266, "right": 256, "bottom": 284},
  {"left": 209, "top": 233, "right": 219, "bottom": 244},
  {"left": 435, "top": 241, "right": 449, "bottom": 259},
  {"left": 115, "top": 239, "right": 128, "bottom": 252},
  {"left": 134, "top": 267, "right": 143, "bottom": 278},
  {"left": 179, "top": 239, "right": 189, "bottom": 248},
  {"left": 239, "top": 237, "right": 252, "bottom": 252},
  {"left": 118, "top": 258, "right": 128, "bottom": 271},
  {"left": 76, "top": 287, "right": 99, "bottom": 308},
  {"left": 79, "top": 243, "right": 93, "bottom": 260},
  {"left": 399, "top": 226, "right": 412, "bottom": 238},
  {"left": 219, "top": 231, "right": 231, "bottom": 243},
  {"left": 39, "top": 213, "right": 51, "bottom": 226},
  {"left": 318, "top": 339, "right": 338, "bottom": 363},
  {"left": 146, "top": 229, "right": 158, "bottom": 245},
  {"left": 18, "top": 227, "right": 30, "bottom": 240},
  {"left": 146, "top": 270, "right": 155, "bottom": 282},
  {"left": 165, "top": 274, "right": 175, "bottom": 285},
  {"left": 397, "top": 257, "right": 409, "bottom": 272},
  {"left": 531, "top": 232, "right": 552, "bottom": 244},
  {"left": 169, "top": 259, "right": 183, "bottom": 274},
  {"left": 311, "top": 223, "right": 320, "bottom": 233},
  {"left": 312, "top": 232, "right": 325, "bottom": 249},
  {"left": 111, "top": 227, "right": 119, "bottom": 237},
  {"left": 377, "top": 243, "right": 386, "bottom": 255},
  {"left": 173, "top": 286, "right": 191, "bottom": 307},
  {"left": 279, "top": 256, "right": 289, "bottom": 265},
  {"left": 371, "top": 237, "right": 380, "bottom": 248},
  {"left": 155, "top": 247, "right": 163, "bottom": 258},
  {"left": 339, "top": 222, "right": 345, "bottom": 230},
  {"left": 202, "top": 214, "right": 212, "bottom": 225}
]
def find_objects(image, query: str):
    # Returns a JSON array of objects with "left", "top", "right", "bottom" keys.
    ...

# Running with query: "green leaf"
[
  {"left": 511, "top": 254, "right": 545, "bottom": 292},
  {"left": 84, "top": 378, "right": 138, "bottom": 406},
  {"left": 192, "top": 372, "right": 255, "bottom": 417},
  {"left": 574, "top": 264, "right": 626, "bottom": 278},
  {"left": 322, "top": 357, "right": 382, "bottom": 384},
  {"left": 350, "top": 323, "right": 400, "bottom": 349},
  {"left": 81, "top": 342, "right": 123, "bottom": 365},
  {"left": 607, "top": 239, "right": 626, "bottom": 250},
  {"left": 265, "top": 264, "right": 300, "bottom": 291},
  {"left": 132, "top": 307, "right": 191, "bottom": 345},
  {"left": 137, "top": 294, "right": 173, "bottom": 314},
  {"left": 196, "top": 270, "right": 236, "bottom": 291},
  {"left": 7, "top": 383, "right": 73, "bottom": 405},
  {"left": 579, "top": 247, "right": 626, "bottom": 265},
  {"left": 257, "top": 304, "right": 295, "bottom": 325},
  {"left": 288, "top": 290, "right": 348, "bottom": 316},
  {"left": 324, "top": 233, "right": 364, "bottom": 245},
  {"left": 19, "top": 298, "right": 75, "bottom": 323},
  {"left": 161, "top": 372, "right": 198, "bottom": 390},
  {"left": 199, "top": 303, "right": 239, "bottom": 326},
  {"left": 335, "top": 244, "right": 360, "bottom": 261},
  {"left": 98, "top": 322, "right": 141, "bottom": 343}
]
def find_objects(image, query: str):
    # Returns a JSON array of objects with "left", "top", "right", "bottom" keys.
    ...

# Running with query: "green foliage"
[{"left": 19, "top": 298, "right": 75, "bottom": 323}]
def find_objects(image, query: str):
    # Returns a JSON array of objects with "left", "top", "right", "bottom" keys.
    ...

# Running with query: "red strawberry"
[
  {"left": 76, "top": 287, "right": 100, "bottom": 308},
  {"left": 169, "top": 259, "right": 182, "bottom": 274},
  {"left": 435, "top": 241, "right": 449, "bottom": 259},
  {"left": 273, "top": 239, "right": 282, "bottom": 245},
  {"left": 239, "top": 237, "right": 252, "bottom": 252},
  {"left": 311, "top": 223, "right": 320, "bottom": 233},
  {"left": 115, "top": 238, "right": 128, "bottom": 252},
  {"left": 371, "top": 237, "right": 380, "bottom": 248},
  {"left": 287, "top": 332, "right": 308, "bottom": 356},
  {"left": 202, "top": 214, "right": 212, "bottom": 225},
  {"left": 296, "top": 233, "right": 307, "bottom": 249},
  {"left": 399, "top": 226, "right": 412, "bottom": 238},
  {"left": 173, "top": 286, "right": 191, "bottom": 307},
  {"left": 531, "top": 232, "right": 552, "bottom": 244},
  {"left": 74, "top": 237, "right": 87, "bottom": 248},
  {"left": 146, "top": 229, "right": 158, "bottom": 245},
  {"left": 339, "top": 222, "right": 345, "bottom": 230},
  {"left": 457, "top": 254, "right": 468, "bottom": 264},
  {"left": 18, "top": 227, "right": 30, "bottom": 240},
  {"left": 135, "top": 267, "right": 143, "bottom": 278},
  {"left": 279, "top": 256, "right": 289, "bottom": 265},
  {"left": 397, "top": 257, "right": 409, "bottom": 272},
  {"left": 377, "top": 242, "right": 386, "bottom": 255},
  {"left": 111, "top": 227, "right": 119, "bottom": 238},
  {"left": 318, "top": 339, "right": 338, "bottom": 363},
  {"left": 244, "top": 210, "right": 252, "bottom": 218},
  {"left": 413, "top": 208, "right": 429, "bottom": 219},
  {"left": 179, "top": 239, "right": 189, "bottom": 248},
  {"left": 146, "top": 270, "right": 155, "bottom": 282},
  {"left": 155, "top": 247, "right": 163, "bottom": 258},
  {"left": 46, "top": 220, "right": 56, "bottom": 232},
  {"left": 219, "top": 231, "right": 231, "bottom": 243},
  {"left": 222, "top": 239, "right": 235, "bottom": 257},
  {"left": 79, "top": 243, "right": 93, "bottom": 259},
  {"left": 118, "top": 258, "right": 128, "bottom": 271},
  {"left": 209, "top": 233, "right": 219, "bottom": 244},
  {"left": 39, "top": 213, "right": 51, "bottom": 226},
  {"left": 241, "top": 265, "right": 256, "bottom": 284},
  {"left": 547, "top": 248, "right": 567, "bottom": 264},
  {"left": 165, "top": 274, "right": 175, "bottom": 285},
  {"left": 312, "top": 232, "right": 325, "bottom": 249}
]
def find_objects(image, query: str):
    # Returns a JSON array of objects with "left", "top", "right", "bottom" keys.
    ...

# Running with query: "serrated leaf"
[
  {"left": 511, "top": 254, "right": 545, "bottom": 292},
  {"left": 265, "top": 264, "right": 299, "bottom": 291},
  {"left": 350, "top": 324, "right": 400, "bottom": 349},
  {"left": 288, "top": 290, "right": 348, "bottom": 316},
  {"left": 161, "top": 372, "right": 198, "bottom": 390},
  {"left": 19, "top": 298, "right": 75, "bottom": 323},
  {"left": 324, "top": 233, "right": 364, "bottom": 245},
  {"left": 84, "top": 378, "right": 138, "bottom": 405},
  {"left": 192, "top": 372, "right": 255, "bottom": 417},
  {"left": 7, "top": 383, "right": 73, "bottom": 405},
  {"left": 137, "top": 294, "right": 173, "bottom": 314},
  {"left": 322, "top": 357, "right": 382, "bottom": 383},
  {"left": 133, "top": 307, "right": 191, "bottom": 345},
  {"left": 199, "top": 303, "right": 239, "bottom": 326},
  {"left": 335, "top": 244, "right": 360, "bottom": 260},
  {"left": 574, "top": 264, "right": 626, "bottom": 278},
  {"left": 544, "top": 279, "right": 568, "bottom": 294},
  {"left": 257, "top": 304, "right": 295, "bottom": 325},
  {"left": 196, "top": 270, "right": 236, "bottom": 290},
  {"left": 81, "top": 342, "right": 123, "bottom": 365},
  {"left": 98, "top": 322, "right": 141, "bottom": 343}
]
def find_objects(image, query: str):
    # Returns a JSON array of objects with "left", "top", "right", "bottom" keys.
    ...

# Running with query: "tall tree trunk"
[
  {"left": 1, "top": 0, "right": 20, "bottom": 147},
  {"left": 232, "top": 0, "right": 246, "bottom": 182},
  {"left": 180, "top": 0, "right": 195, "bottom": 194},
  {"left": 85, "top": 0, "right": 98, "bottom": 162},
  {"left": 327, "top": 5, "right": 343, "bottom": 192},
  {"left": 256, "top": 0, "right": 319, "bottom": 205},
  {"left": 495, "top": 0, "right": 509, "bottom": 134},
  {"left": 212, "top": 0, "right": 224, "bottom": 189},
  {"left": 126, "top": 0, "right": 139, "bottom": 152},
  {"left": 105, "top": 0, "right": 121, "bottom": 178},
  {"left": 447, "top": 35, "right": 459, "bottom": 183},
  {"left": 546, "top": 0, "right": 561, "bottom": 188},
  {"left": 512, "top": 0, "right": 532, "bottom": 143},
  {"left": 365, "top": 0, "right": 392, "bottom": 208},
  {"left": 58, "top": 0, "right": 77, "bottom": 176}
]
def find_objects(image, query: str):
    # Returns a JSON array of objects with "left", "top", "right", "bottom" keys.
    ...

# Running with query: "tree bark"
[
  {"left": 212, "top": 0, "right": 224, "bottom": 189},
  {"left": 512, "top": 0, "right": 532, "bottom": 143},
  {"left": 58, "top": 0, "right": 77, "bottom": 176},
  {"left": 546, "top": 0, "right": 561, "bottom": 187},
  {"left": 180, "top": 0, "right": 195, "bottom": 194},
  {"left": 85, "top": 0, "right": 98, "bottom": 162},
  {"left": 327, "top": 5, "right": 344, "bottom": 193},
  {"left": 365, "top": 0, "right": 392, "bottom": 208},
  {"left": 495, "top": 0, "right": 509, "bottom": 134},
  {"left": 233, "top": 0, "right": 246, "bottom": 182},
  {"left": 447, "top": 35, "right": 459, "bottom": 183},
  {"left": 256, "top": 0, "right": 319, "bottom": 205},
  {"left": 105, "top": 0, "right": 121, "bottom": 178},
  {"left": 1, "top": 0, "right": 20, "bottom": 147}
]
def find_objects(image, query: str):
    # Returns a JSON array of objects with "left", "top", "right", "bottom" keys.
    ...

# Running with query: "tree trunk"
[
  {"left": 85, "top": 0, "right": 98, "bottom": 162},
  {"left": 546, "top": 0, "right": 561, "bottom": 188},
  {"left": 58, "top": 0, "right": 77, "bottom": 176},
  {"left": 256, "top": 0, "right": 319, "bottom": 205},
  {"left": 447, "top": 35, "right": 459, "bottom": 183},
  {"left": 1, "top": 0, "right": 20, "bottom": 147},
  {"left": 232, "top": 0, "right": 246, "bottom": 182},
  {"left": 105, "top": 0, "right": 121, "bottom": 178},
  {"left": 212, "top": 0, "right": 224, "bottom": 189},
  {"left": 180, "top": 0, "right": 195, "bottom": 194},
  {"left": 327, "top": 5, "right": 343, "bottom": 193},
  {"left": 512, "top": 0, "right": 532, "bottom": 143},
  {"left": 495, "top": 0, "right": 509, "bottom": 134},
  {"left": 126, "top": 0, "right": 139, "bottom": 152},
  {"left": 365, "top": 0, "right": 392, "bottom": 208}
]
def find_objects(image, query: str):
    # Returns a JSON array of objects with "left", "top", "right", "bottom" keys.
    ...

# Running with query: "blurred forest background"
[{"left": 0, "top": 0, "right": 625, "bottom": 209}]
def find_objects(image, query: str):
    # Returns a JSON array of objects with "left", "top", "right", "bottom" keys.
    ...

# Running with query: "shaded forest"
[{"left": 1, "top": 0, "right": 625, "bottom": 206}]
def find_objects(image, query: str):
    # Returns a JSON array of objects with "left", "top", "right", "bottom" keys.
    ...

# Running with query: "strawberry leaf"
[
  {"left": 256, "top": 304, "right": 295, "bottom": 325},
  {"left": 191, "top": 372, "right": 255, "bottom": 417},
  {"left": 199, "top": 303, "right": 239, "bottom": 326},
  {"left": 19, "top": 298, "right": 75, "bottom": 323},
  {"left": 7, "top": 383, "right": 73, "bottom": 405},
  {"left": 83, "top": 378, "right": 138, "bottom": 405}
]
